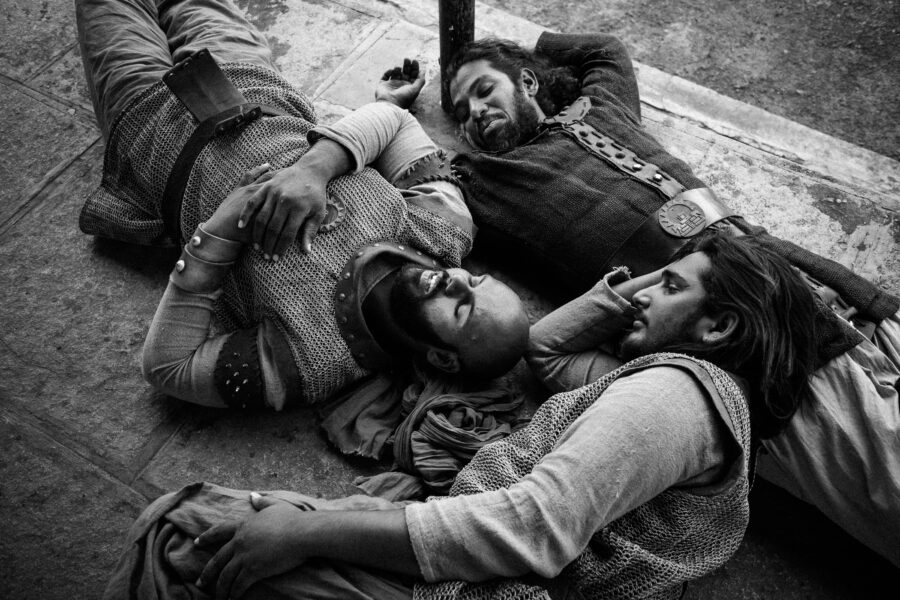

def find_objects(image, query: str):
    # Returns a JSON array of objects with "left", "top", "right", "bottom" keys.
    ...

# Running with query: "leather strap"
[
  {"left": 161, "top": 49, "right": 288, "bottom": 244},
  {"left": 541, "top": 96, "right": 685, "bottom": 200},
  {"left": 543, "top": 96, "right": 738, "bottom": 274},
  {"left": 603, "top": 188, "right": 733, "bottom": 275}
]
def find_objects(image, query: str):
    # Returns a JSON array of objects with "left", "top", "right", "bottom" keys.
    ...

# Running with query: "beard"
[
  {"left": 482, "top": 91, "right": 542, "bottom": 151},
  {"left": 619, "top": 309, "right": 703, "bottom": 362},
  {"left": 388, "top": 265, "right": 449, "bottom": 349}
]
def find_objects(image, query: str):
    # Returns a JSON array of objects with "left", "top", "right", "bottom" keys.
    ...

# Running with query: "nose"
[
  {"left": 469, "top": 98, "right": 487, "bottom": 121},
  {"left": 444, "top": 271, "right": 474, "bottom": 298},
  {"left": 632, "top": 288, "right": 651, "bottom": 308}
]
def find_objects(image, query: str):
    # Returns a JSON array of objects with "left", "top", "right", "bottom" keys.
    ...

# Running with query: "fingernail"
[
  {"left": 261, "top": 162, "right": 270, "bottom": 169},
  {"left": 272, "top": 254, "right": 279, "bottom": 262},
  {"left": 194, "top": 537, "right": 200, "bottom": 545},
  {"left": 238, "top": 219, "right": 245, "bottom": 229},
  {"left": 305, "top": 244, "right": 312, "bottom": 253},
  {"left": 253, "top": 243, "right": 260, "bottom": 251},
  {"left": 264, "top": 253, "right": 271, "bottom": 260},
  {"left": 195, "top": 578, "right": 202, "bottom": 587},
  {"left": 250, "top": 491, "right": 261, "bottom": 501}
]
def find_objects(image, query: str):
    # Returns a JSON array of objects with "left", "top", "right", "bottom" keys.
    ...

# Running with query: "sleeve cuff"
[
  {"left": 169, "top": 224, "right": 241, "bottom": 294},
  {"left": 597, "top": 267, "right": 638, "bottom": 316},
  {"left": 404, "top": 503, "right": 438, "bottom": 582}
]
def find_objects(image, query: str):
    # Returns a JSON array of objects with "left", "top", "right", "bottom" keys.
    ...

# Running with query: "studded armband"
[
  {"left": 214, "top": 327, "right": 266, "bottom": 410},
  {"left": 169, "top": 224, "right": 243, "bottom": 294},
  {"left": 392, "top": 150, "right": 460, "bottom": 190}
]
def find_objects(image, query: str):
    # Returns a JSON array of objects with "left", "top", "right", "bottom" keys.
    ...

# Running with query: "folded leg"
[
  {"left": 158, "top": 0, "right": 276, "bottom": 69},
  {"left": 76, "top": 0, "right": 173, "bottom": 136},
  {"left": 77, "top": 0, "right": 276, "bottom": 137}
]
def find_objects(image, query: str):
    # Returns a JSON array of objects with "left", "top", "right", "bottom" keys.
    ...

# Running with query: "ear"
[
  {"left": 519, "top": 68, "right": 539, "bottom": 96},
  {"left": 699, "top": 310, "right": 738, "bottom": 344},
  {"left": 425, "top": 347, "right": 461, "bottom": 374}
]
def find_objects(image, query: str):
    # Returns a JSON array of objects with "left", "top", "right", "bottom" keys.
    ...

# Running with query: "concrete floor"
[{"left": 1, "top": 1, "right": 898, "bottom": 598}]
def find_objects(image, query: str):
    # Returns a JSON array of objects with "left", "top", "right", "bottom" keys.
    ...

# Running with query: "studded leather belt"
[{"left": 541, "top": 96, "right": 738, "bottom": 274}]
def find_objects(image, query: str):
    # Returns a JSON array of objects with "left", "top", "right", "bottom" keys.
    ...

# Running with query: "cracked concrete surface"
[{"left": 1, "top": 1, "right": 897, "bottom": 598}]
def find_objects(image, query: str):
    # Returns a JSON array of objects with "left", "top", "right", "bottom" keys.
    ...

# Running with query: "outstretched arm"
[{"left": 193, "top": 366, "right": 731, "bottom": 596}]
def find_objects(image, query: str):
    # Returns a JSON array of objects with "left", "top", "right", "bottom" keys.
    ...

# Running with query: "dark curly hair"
[
  {"left": 664, "top": 233, "right": 818, "bottom": 439},
  {"left": 444, "top": 38, "right": 580, "bottom": 117}
]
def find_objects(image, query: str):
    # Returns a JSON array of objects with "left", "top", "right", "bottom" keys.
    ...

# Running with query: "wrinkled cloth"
[
  {"left": 102, "top": 483, "right": 415, "bottom": 600},
  {"left": 356, "top": 381, "right": 525, "bottom": 498},
  {"left": 756, "top": 309, "right": 900, "bottom": 566}
]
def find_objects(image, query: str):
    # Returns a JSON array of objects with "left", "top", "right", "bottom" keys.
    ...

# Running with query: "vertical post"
[{"left": 439, "top": 0, "right": 475, "bottom": 112}]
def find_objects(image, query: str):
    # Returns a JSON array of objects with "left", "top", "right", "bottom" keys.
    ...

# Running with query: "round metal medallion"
[
  {"left": 657, "top": 197, "right": 707, "bottom": 238},
  {"left": 318, "top": 195, "right": 346, "bottom": 233}
]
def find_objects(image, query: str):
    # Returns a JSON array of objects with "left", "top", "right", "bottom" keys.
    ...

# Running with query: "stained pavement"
[{"left": 1, "top": 1, "right": 898, "bottom": 598}]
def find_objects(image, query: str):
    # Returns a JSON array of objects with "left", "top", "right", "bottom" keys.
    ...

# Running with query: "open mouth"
[{"left": 418, "top": 270, "right": 445, "bottom": 296}]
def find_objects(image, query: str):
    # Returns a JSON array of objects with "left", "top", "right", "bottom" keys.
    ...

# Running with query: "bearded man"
[
  {"left": 75, "top": 0, "right": 530, "bottom": 457},
  {"left": 105, "top": 233, "right": 819, "bottom": 600},
  {"left": 434, "top": 33, "right": 900, "bottom": 565}
]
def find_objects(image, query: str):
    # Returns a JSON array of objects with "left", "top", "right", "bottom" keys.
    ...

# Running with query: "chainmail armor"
[
  {"left": 414, "top": 353, "right": 751, "bottom": 600},
  {"left": 80, "top": 64, "right": 472, "bottom": 404}
]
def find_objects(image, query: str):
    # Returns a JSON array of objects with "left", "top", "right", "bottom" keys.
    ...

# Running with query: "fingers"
[
  {"left": 197, "top": 538, "right": 235, "bottom": 589},
  {"left": 230, "top": 565, "right": 256, "bottom": 600},
  {"left": 382, "top": 59, "right": 421, "bottom": 82},
  {"left": 238, "top": 163, "right": 272, "bottom": 187},
  {"left": 299, "top": 207, "right": 327, "bottom": 255},
  {"left": 195, "top": 522, "right": 239, "bottom": 548},
  {"left": 215, "top": 558, "right": 243, "bottom": 600},
  {"left": 381, "top": 66, "right": 402, "bottom": 81},
  {"left": 403, "top": 58, "right": 420, "bottom": 81},
  {"left": 259, "top": 196, "right": 289, "bottom": 259}
]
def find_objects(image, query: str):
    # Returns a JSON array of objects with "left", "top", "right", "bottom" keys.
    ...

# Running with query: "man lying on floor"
[
  {"left": 76, "top": 0, "right": 530, "bottom": 460},
  {"left": 103, "top": 232, "right": 820, "bottom": 600}
]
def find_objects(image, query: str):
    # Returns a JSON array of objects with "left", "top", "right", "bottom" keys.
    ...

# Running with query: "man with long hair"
[
  {"left": 106, "top": 233, "right": 817, "bottom": 600},
  {"left": 430, "top": 33, "right": 900, "bottom": 565}
]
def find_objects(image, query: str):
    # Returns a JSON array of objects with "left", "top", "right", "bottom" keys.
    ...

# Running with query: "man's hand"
[
  {"left": 240, "top": 161, "right": 330, "bottom": 260},
  {"left": 376, "top": 58, "right": 425, "bottom": 109},
  {"left": 203, "top": 164, "right": 276, "bottom": 243},
  {"left": 195, "top": 493, "right": 309, "bottom": 600}
]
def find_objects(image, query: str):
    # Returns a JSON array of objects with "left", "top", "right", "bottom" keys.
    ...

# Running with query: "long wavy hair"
[
  {"left": 664, "top": 233, "right": 818, "bottom": 439},
  {"left": 444, "top": 38, "right": 580, "bottom": 117}
]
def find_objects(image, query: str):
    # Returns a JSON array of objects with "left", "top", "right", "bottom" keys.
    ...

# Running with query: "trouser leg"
[
  {"left": 158, "top": 0, "right": 276, "bottom": 69},
  {"left": 77, "top": 0, "right": 276, "bottom": 138},
  {"left": 76, "top": 0, "right": 173, "bottom": 137}
]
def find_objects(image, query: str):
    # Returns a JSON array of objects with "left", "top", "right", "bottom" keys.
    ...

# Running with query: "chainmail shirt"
[
  {"left": 413, "top": 353, "right": 752, "bottom": 600},
  {"left": 80, "top": 64, "right": 473, "bottom": 403}
]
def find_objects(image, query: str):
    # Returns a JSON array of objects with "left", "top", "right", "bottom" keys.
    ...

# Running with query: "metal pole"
[{"left": 439, "top": 0, "right": 475, "bottom": 112}]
